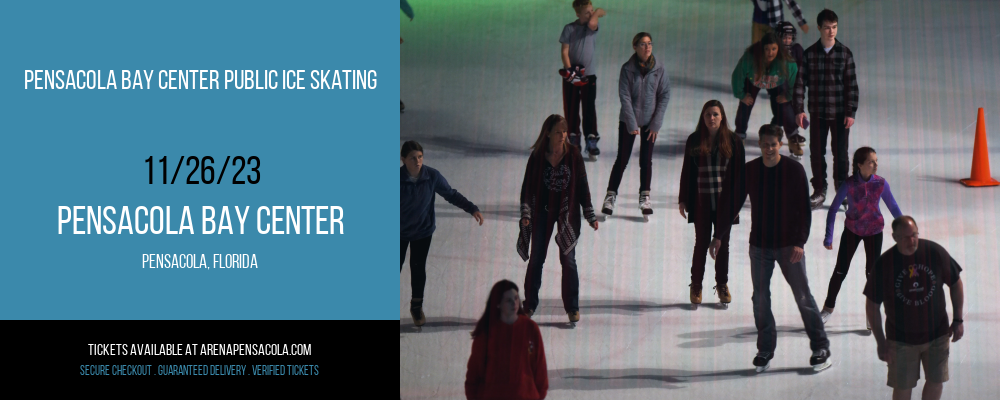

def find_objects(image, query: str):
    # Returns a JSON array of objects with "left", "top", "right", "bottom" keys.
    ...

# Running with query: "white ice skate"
[
  {"left": 602, "top": 191, "right": 616, "bottom": 218},
  {"left": 820, "top": 308, "right": 832, "bottom": 325},
  {"left": 639, "top": 191, "right": 652, "bottom": 222},
  {"left": 810, "top": 349, "right": 832, "bottom": 372}
]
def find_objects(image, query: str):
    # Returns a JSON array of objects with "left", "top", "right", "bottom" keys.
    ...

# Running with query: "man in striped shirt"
[{"left": 792, "top": 9, "right": 860, "bottom": 209}]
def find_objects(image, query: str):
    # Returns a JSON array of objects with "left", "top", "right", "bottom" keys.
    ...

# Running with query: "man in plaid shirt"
[
  {"left": 793, "top": 9, "right": 859, "bottom": 210},
  {"left": 750, "top": 0, "right": 810, "bottom": 44}
]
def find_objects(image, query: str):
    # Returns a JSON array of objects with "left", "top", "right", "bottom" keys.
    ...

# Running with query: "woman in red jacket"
[{"left": 465, "top": 280, "right": 548, "bottom": 400}]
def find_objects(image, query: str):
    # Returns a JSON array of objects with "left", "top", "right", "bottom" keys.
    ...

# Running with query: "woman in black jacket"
[{"left": 678, "top": 100, "right": 745, "bottom": 307}]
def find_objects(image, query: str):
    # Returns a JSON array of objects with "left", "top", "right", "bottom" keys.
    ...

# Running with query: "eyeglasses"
[{"left": 636, "top": 42, "right": 653, "bottom": 48}]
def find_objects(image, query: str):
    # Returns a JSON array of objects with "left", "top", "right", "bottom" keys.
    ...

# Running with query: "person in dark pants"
[
  {"left": 559, "top": 0, "right": 605, "bottom": 157},
  {"left": 518, "top": 115, "right": 598, "bottom": 324},
  {"left": 400, "top": 141, "right": 484, "bottom": 327},
  {"left": 865, "top": 216, "right": 964, "bottom": 400},
  {"left": 678, "top": 100, "right": 745, "bottom": 306},
  {"left": 792, "top": 9, "right": 860, "bottom": 209},
  {"left": 820, "top": 147, "right": 902, "bottom": 326},
  {"left": 731, "top": 32, "right": 798, "bottom": 142},
  {"left": 602, "top": 32, "right": 670, "bottom": 221},
  {"left": 711, "top": 124, "right": 830, "bottom": 373}
]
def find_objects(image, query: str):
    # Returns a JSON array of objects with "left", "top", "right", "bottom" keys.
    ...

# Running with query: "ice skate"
[
  {"left": 585, "top": 134, "right": 600, "bottom": 161},
  {"left": 410, "top": 298, "right": 426, "bottom": 329},
  {"left": 820, "top": 307, "right": 833, "bottom": 325},
  {"left": 787, "top": 134, "right": 805, "bottom": 160},
  {"left": 810, "top": 187, "right": 827, "bottom": 210},
  {"left": 714, "top": 284, "right": 731, "bottom": 309},
  {"left": 601, "top": 191, "right": 616, "bottom": 216},
  {"left": 639, "top": 191, "right": 653, "bottom": 222},
  {"left": 568, "top": 310, "right": 580, "bottom": 328},
  {"left": 689, "top": 284, "right": 702, "bottom": 306},
  {"left": 753, "top": 352, "right": 773, "bottom": 373},
  {"left": 810, "top": 348, "right": 832, "bottom": 372}
]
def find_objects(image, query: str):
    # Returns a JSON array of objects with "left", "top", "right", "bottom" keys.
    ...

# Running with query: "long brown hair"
[
  {"left": 745, "top": 32, "right": 792, "bottom": 82},
  {"left": 530, "top": 114, "right": 569, "bottom": 157},
  {"left": 471, "top": 280, "right": 524, "bottom": 338},
  {"left": 691, "top": 100, "right": 735, "bottom": 158}
]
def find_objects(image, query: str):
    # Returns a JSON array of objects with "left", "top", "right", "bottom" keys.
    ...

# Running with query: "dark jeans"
[
  {"left": 824, "top": 230, "right": 883, "bottom": 310},
  {"left": 734, "top": 81, "right": 798, "bottom": 139},
  {"left": 749, "top": 245, "right": 830, "bottom": 353},
  {"left": 400, "top": 235, "right": 433, "bottom": 299},
  {"left": 607, "top": 121, "right": 654, "bottom": 193},
  {"left": 809, "top": 115, "right": 850, "bottom": 191},
  {"left": 692, "top": 211, "right": 729, "bottom": 287},
  {"left": 523, "top": 209, "right": 579, "bottom": 313},
  {"left": 563, "top": 75, "right": 599, "bottom": 147}
]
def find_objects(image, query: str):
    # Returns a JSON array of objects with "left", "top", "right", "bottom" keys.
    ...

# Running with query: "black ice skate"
[
  {"left": 810, "top": 348, "right": 832, "bottom": 372},
  {"left": 810, "top": 187, "right": 827, "bottom": 210},
  {"left": 585, "top": 134, "right": 600, "bottom": 161},
  {"left": 753, "top": 352, "right": 773, "bottom": 373},
  {"left": 410, "top": 298, "right": 426, "bottom": 331}
]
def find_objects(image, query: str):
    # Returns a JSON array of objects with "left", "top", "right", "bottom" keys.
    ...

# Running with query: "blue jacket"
[{"left": 401, "top": 165, "right": 479, "bottom": 241}]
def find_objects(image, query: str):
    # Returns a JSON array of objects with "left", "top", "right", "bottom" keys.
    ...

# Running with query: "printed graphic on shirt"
[
  {"left": 544, "top": 164, "right": 571, "bottom": 192},
  {"left": 753, "top": 75, "right": 781, "bottom": 89},
  {"left": 894, "top": 264, "right": 938, "bottom": 307}
]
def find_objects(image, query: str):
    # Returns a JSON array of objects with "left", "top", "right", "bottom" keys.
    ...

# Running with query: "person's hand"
[
  {"left": 472, "top": 211, "right": 484, "bottom": 226},
  {"left": 951, "top": 321, "right": 964, "bottom": 342},
  {"left": 845, "top": 117, "right": 855, "bottom": 129},
  {"left": 741, "top": 95, "right": 755, "bottom": 106},
  {"left": 594, "top": 8, "right": 606, "bottom": 18},
  {"left": 678, "top": 202, "right": 687, "bottom": 219},
  {"left": 520, "top": 218, "right": 529, "bottom": 227},
  {"left": 631, "top": 129, "right": 640, "bottom": 136},
  {"left": 776, "top": 94, "right": 788, "bottom": 104},
  {"left": 789, "top": 246, "right": 804, "bottom": 263},
  {"left": 800, "top": 24, "right": 810, "bottom": 33},
  {"left": 709, "top": 239, "right": 722, "bottom": 260},
  {"left": 647, "top": 130, "right": 658, "bottom": 142},
  {"left": 877, "top": 342, "right": 895, "bottom": 365},
  {"left": 589, "top": 220, "right": 599, "bottom": 230},
  {"left": 825, "top": 244, "right": 833, "bottom": 250},
  {"left": 796, "top": 113, "right": 807, "bottom": 128}
]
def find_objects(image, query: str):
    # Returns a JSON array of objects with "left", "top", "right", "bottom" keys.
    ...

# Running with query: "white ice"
[{"left": 400, "top": 1, "right": 1000, "bottom": 398}]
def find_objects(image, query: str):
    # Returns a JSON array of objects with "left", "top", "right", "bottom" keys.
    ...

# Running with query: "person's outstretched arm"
[
  {"left": 433, "top": 170, "right": 481, "bottom": 217},
  {"left": 880, "top": 180, "right": 903, "bottom": 219},
  {"left": 824, "top": 183, "right": 850, "bottom": 248}
]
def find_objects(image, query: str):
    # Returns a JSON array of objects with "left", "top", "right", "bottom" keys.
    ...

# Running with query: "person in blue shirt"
[{"left": 400, "top": 141, "right": 483, "bottom": 326}]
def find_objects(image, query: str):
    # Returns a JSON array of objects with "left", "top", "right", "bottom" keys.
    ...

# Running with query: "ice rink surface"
[{"left": 400, "top": 1, "right": 1000, "bottom": 398}]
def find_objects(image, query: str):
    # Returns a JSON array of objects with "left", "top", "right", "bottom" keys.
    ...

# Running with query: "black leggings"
[
  {"left": 401, "top": 235, "right": 433, "bottom": 299},
  {"left": 823, "top": 229, "right": 882, "bottom": 309},
  {"left": 607, "top": 121, "right": 654, "bottom": 193}
]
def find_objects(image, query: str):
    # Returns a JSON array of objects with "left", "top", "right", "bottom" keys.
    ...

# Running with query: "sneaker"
[
  {"left": 410, "top": 298, "right": 426, "bottom": 327},
  {"left": 568, "top": 310, "right": 580, "bottom": 323},
  {"left": 690, "top": 284, "right": 702, "bottom": 304},
  {"left": 810, "top": 348, "right": 832, "bottom": 371},
  {"left": 820, "top": 307, "right": 833, "bottom": 325},
  {"left": 639, "top": 191, "right": 653, "bottom": 215},
  {"left": 714, "top": 284, "right": 731, "bottom": 304},
  {"left": 753, "top": 352, "right": 774, "bottom": 373},
  {"left": 602, "top": 191, "right": 617, "bottom": 215},
  {"left": 810, "top": 187, "right": 827, "bottom": 210}
]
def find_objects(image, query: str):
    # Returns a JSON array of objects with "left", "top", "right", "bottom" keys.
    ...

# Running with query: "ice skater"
[
  {"left": 400, "top": 141, "right": 484, "bottom": 327},
  {"left": 792, "top": 9, "right": 860, "bottom": 209},
  {"left": 710, "top": 124, "right": 831, "bottom": 373},
  {"left": 602, "top": 32, "right": 671, "bottom": 221},
  {"left": 820, "top": 147, "right": 902, "bottom": 327},
  {"left": 865, "top": 216, "right": 964, "bottom": 400},
  {"left": 559, "top": 0, "right": 606, "bottom": 159},
  {"left": 749, "top": 0, "right": 809, "bottom": 44},
  {"left": 731, "top": 32, "right": 799, "bottom": 144},
  {"left": 678, "top": 100, "right": 746, "bottom": 308},
  {"left": 776, "top": 21, "right": 808, "bottom": 160},
  {"left": 518, "top": 115, "right": 598, "bottom": 324},
  {"left": 465, "top": 280, "right": 548, "bottom": 400}
]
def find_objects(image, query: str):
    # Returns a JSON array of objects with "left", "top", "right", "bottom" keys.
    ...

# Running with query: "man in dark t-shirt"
[{"left": 864, "top": 216, "right": 965, "bottom": 400}]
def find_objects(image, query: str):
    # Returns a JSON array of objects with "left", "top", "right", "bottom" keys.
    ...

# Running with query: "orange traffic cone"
[{"left": 960, "top": 108, "right": 999, "bottom": 187}]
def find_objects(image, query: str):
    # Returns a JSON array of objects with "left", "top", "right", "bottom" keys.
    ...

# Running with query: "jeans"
[
  {"left": 809, "top": 115, "right": 850, "bottom": 191},
  {"left": 563, "top": 75, "right": 599, "bottom": 147},
  {"left": 523, "top": 209, "right": 580, "bottom": 313},
  {"left": 734, "top": 80, "right": 799, "bottom": 140},
  {"left": 824, "top": 230, "right": 882, "bottom": 309},
  {"left": 401, "top": 235, "right": 433, "bottom": 299},
  {"left": 607, "top": 121, "right": 654, "bottom": 193},
  {"left": 692, "top": 211, "right": 729, "bottom": 287},
  {"left": 749, "top": 245, "right": 829, "bottom": 353}
]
